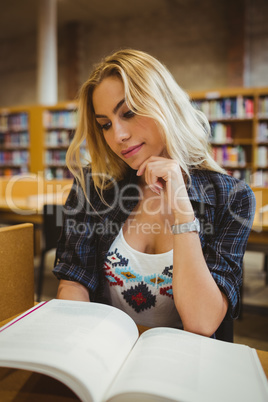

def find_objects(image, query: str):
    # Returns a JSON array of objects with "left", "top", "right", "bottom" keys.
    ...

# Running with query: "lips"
[{"left": 121, "top": 143, "right": 144, "bottom": 158}]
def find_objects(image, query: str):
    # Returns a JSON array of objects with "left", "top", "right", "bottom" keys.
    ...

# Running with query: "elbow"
[
  {"left": 175, "top": 291, "right": 229, "bottom": 338},
  {"left": 57, "top": 279, "right": 90, "bottom": 302},
  {"left": 182, "top": 320, "right": 216, "bottom": 338},
  {"left": 176, "top": 303, "right": 228, "bottom": 338},
  {"left": 175, "top": 301, "right": 218, "bottom": 337}
]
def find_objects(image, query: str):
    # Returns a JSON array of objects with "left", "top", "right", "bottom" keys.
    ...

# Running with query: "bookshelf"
[
  {"left": 42, "top": 102, "right": 78, "bottom": 179},
  {"left": 1, "top": 88, "right": 267, "bottom": 186},
  {"left": 189, "top": 87, "right": 268, "bottom": 187},
  {"left": 0, "top": 106, "right": 31, "bottom": 176},
  {"left": 256, "top": 89, "right": 268, "bottom": 187},
  {"left": 0, "top": 102, "right": 88, "bottom": 180}
]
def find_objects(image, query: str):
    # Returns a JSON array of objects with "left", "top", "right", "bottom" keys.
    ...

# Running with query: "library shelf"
[
  {"left": 1, "top": 87, "right": 268, "bottom": 187},
  {"left": 189, "top": 87, "right": 268, "bottom": 187},
  {"left": 42, "top": 102, "right": 78, "bottom": 180},
  {"left": 0, "top": 106, "right": 32, "bottom": 177}
]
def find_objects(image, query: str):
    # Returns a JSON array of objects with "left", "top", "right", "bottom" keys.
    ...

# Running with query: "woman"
[{"left": 54, "top": 49, "right": 255, "bottom": 337}]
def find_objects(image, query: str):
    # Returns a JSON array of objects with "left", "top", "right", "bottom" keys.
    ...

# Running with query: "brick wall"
[
  {"left": 245, "top": 0, "right": 268, "bottom": 87},
  {"left": 0, "top": 0, "right": 267, "bottom": 107},
  {"left": 80, "top": 0, "right": 228, "bottom": 92},
  {"left": 0, "top": 33, "right": 37, "bottom": 107}
]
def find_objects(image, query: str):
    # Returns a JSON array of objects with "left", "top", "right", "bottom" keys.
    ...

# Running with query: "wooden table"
[
  {"left": 0, "top": 176, "right": 72, "bottom": 254},
  {"left": 0, "top": 196, "right": 65, "bottom": 255},
  {"left": 0, "top": 198, "right": 43, "bottom": 224}
]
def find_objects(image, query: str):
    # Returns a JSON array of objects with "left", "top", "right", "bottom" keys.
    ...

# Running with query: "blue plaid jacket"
[{"left": 53, "top": 168, "right": 256, "bottom": 319}]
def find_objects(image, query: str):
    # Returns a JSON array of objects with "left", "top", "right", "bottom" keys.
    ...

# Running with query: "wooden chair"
[{"left": 0, "top": 223, "right": 34, "bottom": 322}]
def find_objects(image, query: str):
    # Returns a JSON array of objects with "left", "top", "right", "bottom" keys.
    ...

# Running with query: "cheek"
[
  {"left": 136, "top": 118, "right": 164, "bottom": 143},
  {"left": 135, "top": 117, "right": 152, "bottom": 132},
  {"left": 103, "top": 134, "right": 121, "bottom": 156},
  {"left": 103, "top": 133, "right": 113, "bottom": 148}
]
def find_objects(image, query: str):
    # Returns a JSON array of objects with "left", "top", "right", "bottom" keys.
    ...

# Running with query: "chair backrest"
[
  {"left": 43, "top": 204, "right": 64, "bottom": 252},
  {"left": 0, "top": 223, "right": 34, "bottom": 322}
]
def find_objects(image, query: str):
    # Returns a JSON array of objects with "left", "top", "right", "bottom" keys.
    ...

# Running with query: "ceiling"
[{"left": 0, "top": 0, "right": 171, "bottom": 40}]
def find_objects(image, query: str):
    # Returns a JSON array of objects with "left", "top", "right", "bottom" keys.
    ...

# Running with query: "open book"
[{"left": 0, "top": 299, "right": 267, "bottom": 402}]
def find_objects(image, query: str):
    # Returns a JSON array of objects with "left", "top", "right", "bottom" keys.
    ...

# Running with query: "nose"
[{"left": 113, "top": 121, "right": 130, "bottom": 143}]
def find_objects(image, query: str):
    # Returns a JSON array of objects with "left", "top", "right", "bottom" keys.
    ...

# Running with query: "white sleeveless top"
[{"left": 103, "top": 228, "right": 182, "bottom": 328}]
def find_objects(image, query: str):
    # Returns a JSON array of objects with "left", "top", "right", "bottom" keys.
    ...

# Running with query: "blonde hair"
[{"left": 67, "top": 48, "right": 226, "bottom": 197}]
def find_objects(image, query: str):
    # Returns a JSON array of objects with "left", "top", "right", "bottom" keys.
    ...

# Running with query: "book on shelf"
[
  {"left": 258, "top": 122, "right": 268, "bottom": 142},
  {"left": 256, "top": 146, "right": 268, "bottom": 168},
  {"left": 0, "top": 299, "right": 267, "bottom": 402},
  {"left": 194, "top": 96, "right": 254, "bottom": 120},
  {"left": 0, "top": 111, "right": 30, "bottom": 176},
  {"left": 45, "top": 130, "right": 71, "bottom": 147},
  {"left": 210, "top": 122, "right": 232, "bottom": 143},
  {"left": 1, "top": 132, "right": 29, "bottom": 148},
  {"left": 259, "top": 96, "right": 268, "bottom": 117},
  {"left": 229, "top": 168, "right": 252, "bottom": 184},
  {"left": 45, "top": 167, "right": 73, "bottom": 180},
  {"left": 43, "top": 109, "right": 77, "bottom": 129},
  {"left": 0, "top": 112, "right": 28, "bottom": 132},
  {"left": 45, "top": 149, "right": 67, "bottom": 166},
  {"left": 0, "top": 167, "right": 24, "bottom": 176},
  {"left": 251, "top": 170, "right": 268, "bottom": 187},
  {"left": 0, "top": 150, "right": 29, "bottom": 166},
  {"left": 212, "top": 145, "right": 246, "bottom": 167}
]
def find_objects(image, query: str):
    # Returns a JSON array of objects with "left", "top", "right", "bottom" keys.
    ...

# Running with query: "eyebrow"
[{"left": 95, "top": 98, "right": 125, "bottom": 118}]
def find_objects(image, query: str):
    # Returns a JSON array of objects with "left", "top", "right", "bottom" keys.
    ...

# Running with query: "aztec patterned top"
[{"left": 103, "top": 227, "right": 182, "bottom": 328}]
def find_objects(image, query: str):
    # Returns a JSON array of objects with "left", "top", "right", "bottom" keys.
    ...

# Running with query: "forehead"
[{"left": 92, "top": 76, "right": 125, "bottom": 112}]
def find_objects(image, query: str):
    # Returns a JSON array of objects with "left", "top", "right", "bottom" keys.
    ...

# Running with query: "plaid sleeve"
[
  {"left": 53, "top": 180, "right": 100, "bottom": 296},
  {"left": 203, "top": 182, "right": 256, "bottom": 319}
]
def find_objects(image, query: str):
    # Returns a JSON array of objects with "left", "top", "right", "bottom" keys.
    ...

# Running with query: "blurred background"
[
  {"left": 0, "top": 0, "right": 267, "bottom": 106},
  {"left": 0, "top": 0, "right": 267, "bottom": 350}
]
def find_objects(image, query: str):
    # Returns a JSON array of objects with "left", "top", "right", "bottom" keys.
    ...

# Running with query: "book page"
[
  {"left": 0, "top": 299, "right": 139, "bottom": 402},
  {"left": 105, "top": 327, "right": 268, "bottom": 402}
]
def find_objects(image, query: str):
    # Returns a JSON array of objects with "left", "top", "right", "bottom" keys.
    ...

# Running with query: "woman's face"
[{"left": 92, "top": 76, "right": 166, "bottom": 171}]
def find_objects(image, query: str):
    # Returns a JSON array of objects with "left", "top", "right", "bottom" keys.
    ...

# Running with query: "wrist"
[
  {"left": 173, "top": 209, "right": 195, "bottom": 225},
  {"left": 171, "top": 217, "right": 200, "bottom": 235}
]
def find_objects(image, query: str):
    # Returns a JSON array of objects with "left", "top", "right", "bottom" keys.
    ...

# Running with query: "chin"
[
  {"left": 126, "top": 163, "right": 138, "bottom": 171},
  {"left": 129, "top": 160, "right": 143, "bottom": 171}
]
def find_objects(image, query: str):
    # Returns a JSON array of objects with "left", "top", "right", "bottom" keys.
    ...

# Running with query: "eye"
[
  {"left": 123, "top": 110, "right": 135, "bottom": 119},
  {"left": 98, "top": 121, "right": 111, "bottom": 131}
]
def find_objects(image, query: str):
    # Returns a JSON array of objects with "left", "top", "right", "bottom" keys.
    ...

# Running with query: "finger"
[
  {"left": 144, "top": 162, "right": 165, "bottom": 194},
  {"left": 136, "top": 156, "right": 165, "bottom": 176},
  {"left": 147, "top": 164, "right": 158, "bottom": 189},
  {"left": 136, "top": 158, "right": 149, "bottom": 176}
]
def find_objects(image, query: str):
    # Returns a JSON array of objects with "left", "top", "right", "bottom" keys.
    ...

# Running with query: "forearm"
[
  {"left": 57, "top": 279, "right": 90, "bottom": 302},
  {"left": 172, "top": 232, "right": 228, "bottom": 337}
]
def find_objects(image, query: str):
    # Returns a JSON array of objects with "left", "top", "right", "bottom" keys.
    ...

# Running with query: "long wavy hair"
[{"left": 66, "top": 48, "right": 226, "bottom": 198}]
